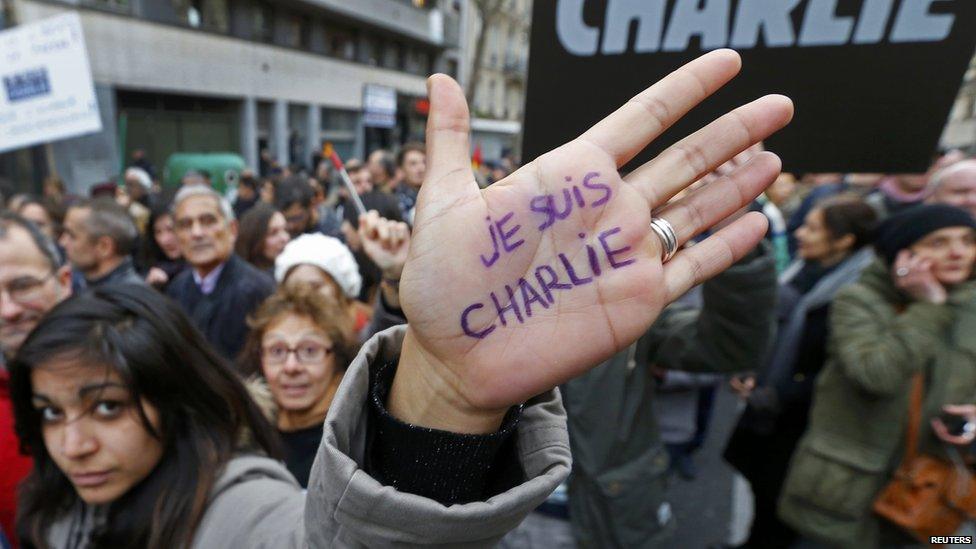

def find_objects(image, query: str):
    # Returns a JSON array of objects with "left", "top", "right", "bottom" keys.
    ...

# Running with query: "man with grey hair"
[
  {"left": 926, "top": 159, "right": 976, "bottom": 218},
  {"left": 166, "top": 185, "right": 274, "bottom": 359},
  {"left": 60, "top": 198, "right": 144, "bottom": 289}
]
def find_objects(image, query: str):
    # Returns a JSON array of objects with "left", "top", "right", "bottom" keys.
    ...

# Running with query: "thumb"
[{"left": 418, "top": 74, "right": 477, "bottom": 212}]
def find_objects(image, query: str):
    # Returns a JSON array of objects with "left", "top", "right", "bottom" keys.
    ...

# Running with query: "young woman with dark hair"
[
  {"left": 140, "top": 203, "right": 186, "bottom": 289},
  {"left": 235, "top": 202, "right": 290, "bottom": 274},
  {"left": 724, "top": 194, "right": 879, "bottom": 548},
  {"left": 10, "top": 285, "right": 280, "bottom": 547}
]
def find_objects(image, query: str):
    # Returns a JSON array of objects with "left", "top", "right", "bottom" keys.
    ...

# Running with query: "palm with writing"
[{"left": 391, "top": 50, "right": 794, "bottom": 433}]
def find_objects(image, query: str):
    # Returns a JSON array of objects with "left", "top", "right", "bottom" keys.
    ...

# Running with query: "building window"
[
  {"left": 326, "top": 24, "right": 357, "bottom": 61},
  {"left": 381, "top": 41, "right": 401, "bottom": 70},
  {"left": 360, "top": 36, "right": 381, "bottom": 66},
  {"left": 321, "top": 108, "right": 358, "bottom": 161},
  {"left": 176, "top": 0, "right": 228, "bottom": 32},
  {"left": 253, "top": 1, "right": 274, "bottom": 43},
  {"left": 280, "top": 13, "right": 309, "bottom": 49},
  {"left": 82, "top": 0, "right": 130, "bottom": 12},
  {"left": 445, "top": 58, "right": 458, "bottom": 79}
]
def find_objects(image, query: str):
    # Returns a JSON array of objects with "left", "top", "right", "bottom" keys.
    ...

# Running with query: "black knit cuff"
[{"left": 368, "top": 359, "right": 522, "bottom": 504}]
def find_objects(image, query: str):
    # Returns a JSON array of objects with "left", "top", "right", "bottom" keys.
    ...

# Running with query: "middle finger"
[{"left": 624, "top": 95, "right": 793, "bottom": 208}]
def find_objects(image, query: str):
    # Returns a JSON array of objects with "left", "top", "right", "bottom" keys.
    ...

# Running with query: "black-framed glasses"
[
  {"left": 0, "top": 271, "right": 56, "bottom": 305},
  {"left": 262, "top": 341, "right": 333, "bottom": 365}
]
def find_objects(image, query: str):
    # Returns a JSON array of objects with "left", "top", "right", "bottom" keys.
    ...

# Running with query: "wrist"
[
  {"left": 381, "top": 266, "right": 403, "bottom": 282},
  {"left": 388, "top": 328, "right": 508, "bottom": 434}
]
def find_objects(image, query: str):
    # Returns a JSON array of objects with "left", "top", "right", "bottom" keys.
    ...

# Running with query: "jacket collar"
[{"left": 85, "top": 256, "right": 137, "bottom": 287}]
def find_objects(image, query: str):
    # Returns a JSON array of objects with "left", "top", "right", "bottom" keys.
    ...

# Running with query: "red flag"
[
  {"left": 472, "top": 144, "right": 483, "bottom": 170},
  {"left": 323, "top": 142, "right": 343, "bottom": 171}
]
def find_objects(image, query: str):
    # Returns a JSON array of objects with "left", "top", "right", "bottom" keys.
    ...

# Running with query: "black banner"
[{"left": 523, "top": 0, "right": 976, "bottom": 173}]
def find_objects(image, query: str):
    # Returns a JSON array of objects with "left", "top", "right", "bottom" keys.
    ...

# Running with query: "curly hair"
[{"left": 238, "top": 284, "right": 357, "bottom": 378}]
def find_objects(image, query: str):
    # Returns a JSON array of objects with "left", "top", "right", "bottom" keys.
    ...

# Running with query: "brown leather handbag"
[{"left": 873, "top": 373, "right": 976, "bottom": 542}]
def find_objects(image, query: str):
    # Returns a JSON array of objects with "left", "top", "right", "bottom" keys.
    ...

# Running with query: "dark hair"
[
  {"left": 0, "top": 176, "right": 15, "bottom": 207},
  {"left": 235, "top": 202, "right": 279, "bottom": 271},
  {"left": 274, "top": 176, "right": 313, "bottom": 211},
  {"left": 816, "top": 194, "right": 877, "bottom": 251},
  {"left": 371, "top": 150, "right": 396, "bottom": 179},
  {"left": 239, "top": 173, "right": 259, "bottom": 192},
  {"left": 396, "top": 142, "right": 425, "bottom": 168},
  {"left": 70, "top": 198, "right": 139, "bottom": 256},
  {"left": 10, "top": 285, "right": 280, "bottom": 548},
  {"left": 238, "top": 284, "right": 356, "bottom": 378},
  {"left": 139, "top": 201, "right": 179, "bottom": 269},
  {"left": 17, "top": 195, "right": 65, "bottom": 239},
  {"left": 0, "top": 211, "right": 62, "bottom": 271},
  {"left": 345, "top": 159, "right": 365, "bottom": 175}
]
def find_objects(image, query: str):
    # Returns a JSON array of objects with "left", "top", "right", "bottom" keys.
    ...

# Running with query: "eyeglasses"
[
  {"left": 0, "top": 271, "right": 56, "bottom": 305},
  {"left": 262, "top": 341, "right": 333, "bottom": 365}
]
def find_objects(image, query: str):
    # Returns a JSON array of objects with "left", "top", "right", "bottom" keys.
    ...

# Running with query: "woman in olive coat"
[{"left": 778, "top": 204, "right": 976, "bottom": 548}]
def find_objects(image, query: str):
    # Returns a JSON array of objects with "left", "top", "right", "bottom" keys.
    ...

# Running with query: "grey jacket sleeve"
[
  {"left": 191, "top": 457, "right": 307, "bottom": 549},
  {"left": 304, "top": 325, "right": 573, "bottom": 548},
  {"left": 643, "top": 240, "right": 778, "bottom": 374}
]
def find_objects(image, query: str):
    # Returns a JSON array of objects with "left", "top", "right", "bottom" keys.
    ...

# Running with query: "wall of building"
[
  {"left": 11, "top": 0, "right": 451, "bottom": 193},
  {"left": 16, "top": 0, "right": 429, "bottom": 109}
]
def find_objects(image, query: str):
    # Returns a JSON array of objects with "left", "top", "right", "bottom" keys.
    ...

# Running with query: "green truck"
[{"left": 162, "top": 152, "right": 246, "bottom": 195}]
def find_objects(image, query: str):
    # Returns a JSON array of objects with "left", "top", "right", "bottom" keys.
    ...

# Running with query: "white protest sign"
[
  {"left": 363, "top": 84, "right": 397, "bottom": 129},
  {"left": 0, "top": 12, "right": 102, "bottom": 154}
]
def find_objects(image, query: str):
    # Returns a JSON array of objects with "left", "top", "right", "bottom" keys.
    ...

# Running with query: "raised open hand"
[{"left": 390, "top": 50, "right": 793, "bottom": 433}]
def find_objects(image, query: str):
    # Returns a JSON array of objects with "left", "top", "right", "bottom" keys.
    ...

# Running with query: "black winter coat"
[{"left": 166, "top": 254, "right": 274, "bottom": 360}]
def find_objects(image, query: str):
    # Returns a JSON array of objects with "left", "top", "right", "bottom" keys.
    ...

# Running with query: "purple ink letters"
[
  {"left": 530, "top": 171, "right": 613, "bottom": 231},
  {"left": 480, "top": 212, "right": 525, "bottom": 267},
  {"left": 461, "top": 225, "right": 637, "bottom": 339}
]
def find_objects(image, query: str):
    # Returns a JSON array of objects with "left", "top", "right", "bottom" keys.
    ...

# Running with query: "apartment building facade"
[{"left": 2, "top": 0, "right": 462, "bottom": 193}]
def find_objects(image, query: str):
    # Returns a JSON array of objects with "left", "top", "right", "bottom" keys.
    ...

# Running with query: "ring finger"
[{"left": 651, "top": 152, "right": 781, "bottom": 248}]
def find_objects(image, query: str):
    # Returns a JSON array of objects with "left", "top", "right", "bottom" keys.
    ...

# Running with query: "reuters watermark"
[{"left": 930, "top": 536, "right": 973, "bottom": 544}]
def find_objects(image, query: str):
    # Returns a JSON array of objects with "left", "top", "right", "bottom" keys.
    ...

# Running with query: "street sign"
[
  {"left": 0, "top": 12, "right": 102, "bottom": 154},
  {"left": 524, "top": 0, "right": 976, "bottom": 173},
  {"left": 363, "top": 84, "right": 397, "bottom": 129}
]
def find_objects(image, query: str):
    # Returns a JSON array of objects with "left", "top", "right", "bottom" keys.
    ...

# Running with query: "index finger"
[{"left": 580, "top": 49, "right": 742, "bottom": 168}]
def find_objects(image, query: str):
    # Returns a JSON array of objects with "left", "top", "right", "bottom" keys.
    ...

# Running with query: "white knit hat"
[
  {"left": 124, "top": 167, "right": 152, "bottom": 191},
  {"left": 274, "top": 233, "right": 362, "bottom": 298}
]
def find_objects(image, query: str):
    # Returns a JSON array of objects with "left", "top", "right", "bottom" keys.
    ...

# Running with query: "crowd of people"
[{"left": 0, "top": 51, "right": 975, "bottom": 548}]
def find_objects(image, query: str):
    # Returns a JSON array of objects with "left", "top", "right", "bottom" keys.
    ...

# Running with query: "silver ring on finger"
[
  {"left": 896, "top": 267, "right": 910, "bottom": 277},
  {"left": 650, "top": 217, "right": 678, "bottom": 263}
]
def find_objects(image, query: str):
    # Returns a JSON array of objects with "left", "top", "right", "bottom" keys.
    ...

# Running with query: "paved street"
[{"left": 666, "top": 388, "right": 752, "bottom": 549}]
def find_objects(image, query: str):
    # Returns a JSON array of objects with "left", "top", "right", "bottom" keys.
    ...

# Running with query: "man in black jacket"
[
  {"left": 166, "top": 186, "right": 273, "bottom": 360},
  {"left": 60, "top": 198, "right": 144, "bottom": 290}
]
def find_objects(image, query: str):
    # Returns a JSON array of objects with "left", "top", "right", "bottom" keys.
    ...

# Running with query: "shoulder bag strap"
[{"left": 903, "top": 372, "right": 925, "bottom": 465}]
